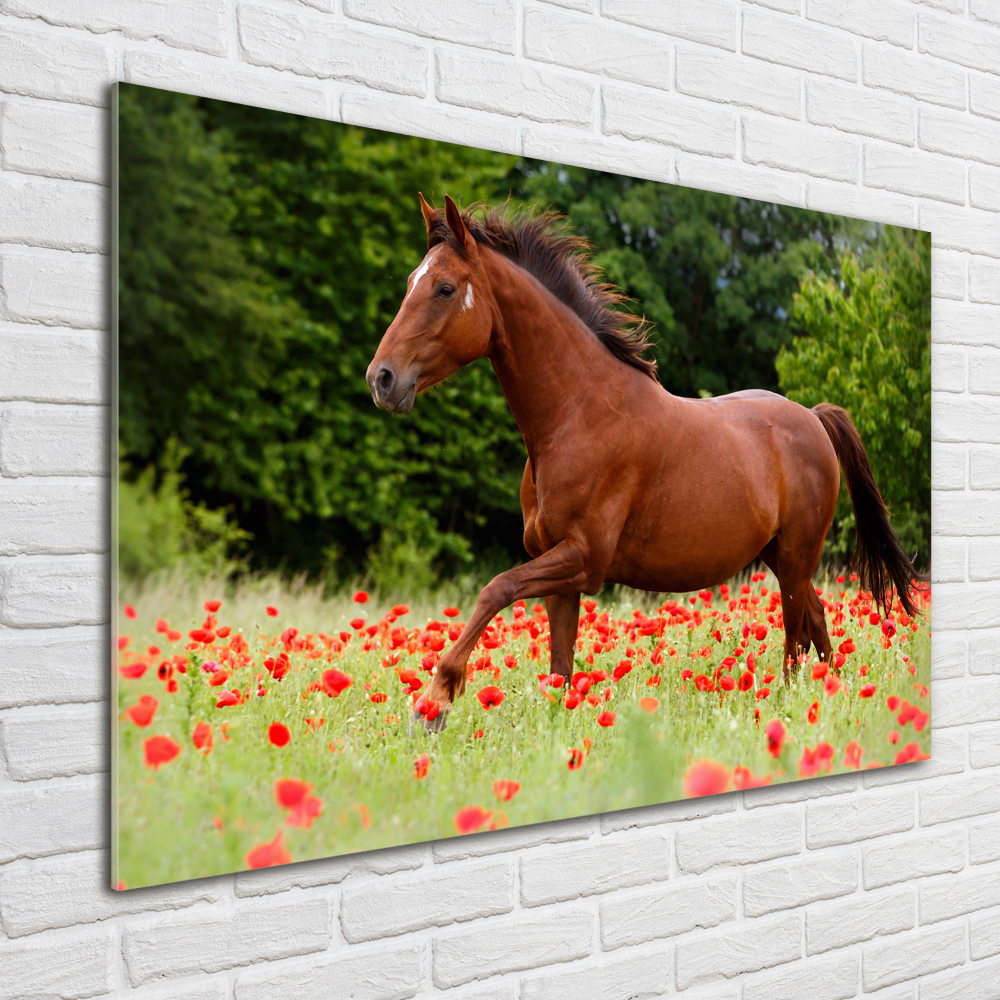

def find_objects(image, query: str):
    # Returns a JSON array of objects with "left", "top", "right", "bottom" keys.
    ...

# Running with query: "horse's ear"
[
  {"left": 444, "top": 194, "right": 476, "bottom": 256},
  {"left": 418, "top": 191, "right": 441, "bottom": 243}
]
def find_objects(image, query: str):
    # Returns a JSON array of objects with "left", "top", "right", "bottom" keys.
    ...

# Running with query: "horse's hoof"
[{"left": 408, "top": 708, "right": 449, "bottom": 736}]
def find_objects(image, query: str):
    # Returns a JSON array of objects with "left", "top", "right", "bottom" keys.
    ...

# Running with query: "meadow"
[{"left": 114, "top": 570, "right": 930, "bottom": 889}]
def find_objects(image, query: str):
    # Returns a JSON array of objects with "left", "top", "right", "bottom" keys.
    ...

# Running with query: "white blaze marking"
[
  {"left": 463, "top": 284, "right": 474, "bottom": 310},
  {"left": 405, "top": 252, "right": 435, "bottom": 302}
]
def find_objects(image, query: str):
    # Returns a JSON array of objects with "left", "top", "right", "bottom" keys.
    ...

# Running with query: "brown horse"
[{"left": 366, "top": 194, "right": 919, "bottom": 732}]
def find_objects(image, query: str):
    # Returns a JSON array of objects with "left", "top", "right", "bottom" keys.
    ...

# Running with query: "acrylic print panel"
[{"left": 112, "top": 81, "right": 931, "bottom": 889}]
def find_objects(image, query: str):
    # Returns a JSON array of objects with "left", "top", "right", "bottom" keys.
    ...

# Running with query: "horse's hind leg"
[
  {"left": 803, "top": 588, "right": 831, "bottom": 665},
  {"left": 545, "top": 592, "right": 580, "bottom": 679}
]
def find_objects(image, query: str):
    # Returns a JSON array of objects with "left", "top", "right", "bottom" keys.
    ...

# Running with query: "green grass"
[{"left": 114, "top": 570, "right": 931, "bottom": 889}]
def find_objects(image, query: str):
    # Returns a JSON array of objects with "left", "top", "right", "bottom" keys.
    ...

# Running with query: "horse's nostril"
[{"left": 377, "top": 367, "right": 394, "bottom": 392}]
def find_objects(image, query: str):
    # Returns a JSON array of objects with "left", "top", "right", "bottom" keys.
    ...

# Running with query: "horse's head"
[{"left": 366, "top": 194, "right": 492, "bottom": 413}]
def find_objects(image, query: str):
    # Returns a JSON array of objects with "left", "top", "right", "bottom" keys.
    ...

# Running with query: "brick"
[
  {"left": 861, "top": 728, "right": 965, "bottom": 788},
  {"left": 806, "top": 0, "right": 914, "bottom": 47},
  {"left": 0, "top": 481, "right": 104, "bottom": 556},
  {"left": 676, "top": 47, "right": 800, "bottom": 119},
  {"left": 864, "top": 144, "right": 964, "bottom": 204},
  {"left": 539, "top": 0, "right": 592, "bottom": 9},
  {"left": 742, "top": 772, "right": 857, "bottom": 809},
  {"left": 747, "top": 0, "right": 801, "bottom": 9},
  {"left": 971, "top": 258, "right": 1000, "bottom": 304},
  {"left": 971, "top": 725, "right": 1000, "bottom": 767},
  {"left": 437, "top": 49, "right": 592, "bottom": 125},
  {"left": 743, "top": 952, "right": 859, "bottom": 1000},
  {"left": 807, "top": 789, "right": 913, "bottom": 848},
  {"left": 124, "top": 897, "right": 331, "bottom": 986},
  {"left": 934, "top": 300, "right": 1000, "bottom": 348},
  {"left": 932, "top": 537, "right": 966, "bottom": 582},
  {"left": 123, "top": 52, "right": 328, "bottom": 119},
  {"left": 0, "top": 250, "right": 106, "bottom": 328},
  {"left": 933, "top": 445, "right": 966, "bottom": 491},
  {"left": 971, "top": 540, "right": 1000, "bottom": 581},
  {"left": 524, "top": 7, "right": 670, "bottom": 90},
  {"left": 522, "top": 125, "right": 670, "bottom": 182},
  {"left": 863, "top": 43, "right": 966, "bottom": 110},
  {"left": 972, "top": 909, "right": 1000, "bottom": 959},
  {"left": 743, "top": 10, "right": 857, "bottom": 81},
  {"left": 4, "top": 0, "right": 227, "bottom": 55},
  {"left": 432, "top": 815, "right": 590, "bottom": 862},
  {"left": 601, "top": 0, "right": 737, "bottom": 50},
  {"left": 519, "top": 948, "right": 670, "bottom": 1000},
  {"left": 972, "top": 446, "right": 1000, "bottom": 488},
  {"left": 342, "top": 92, "right": 517, "bottom": 155},
  {"left": 676, "top": 808, "right": 800, "bottom": 872},
  {"left": 235, "top": 842, "right": 425, "bottom": 896},
  {"left": 0, "top": 556, "right": 106, "bottom": 628},
  {"left": 971, "top": 817, "right": 1000, "bottom": 864},
  {"left": 0, "top": 926, "right": 113, "bottom": 1000},
  {"left": 920, "top": 773, "right": 1000, "bottom": 825},
  {"left": 921, "top": 108, "right": 1000, "bottom": 168},
  {"left": 919, "top": 12, "right": 1000, "bottom": 76},
  {"left": 806, "top": 885, "right": 914, "bottom": 954},
  {"left": 344, "top": 0, "right": 516, "bottom": 53},
  {"left": 675, "top": 913, "right": 801, "bottom": 991},
  {"left": 807, "top": 79, "right": 914, "bottom": 145},
  {"left": 0, "top": 775, "right": 101, "bottom": 863},
  {"left": 970, "top": 164, "right": 1000, "bottom": 213},
  {"left": 2, "top": 702, "right": 106, "bottom": 780},
  {"left": 0, "top": 101, "right": 104, "bottom": 184},
  {"left": 602, "top": 87, "right": 737, "bottom": 156},
  {"left": 600, "top": 875, "right": 737, "bottom": 949},
  {"left": 919, "top": 956, "right": 1000, "bottom": 1000},
  {"left": 0, "top": 25, "right": 112, "bottom": 106},
  {"left": 863, "top": 827, "right": 966, "bottom": 889},
  {"left": 921, "top": 203, "right": 1000, "bottom": 258},
  {"left": 520, "top": 831, "right": 670, "bottom": 906},
  {"left": 971, "top": 72, "right": 1000, "bottom": 121},
  {"left": 234, "top": 942, "right": 424, "bottom": 1000},
  {"left": 935, "top": 346, "right": 967, "bottom": 392},
  {"left": 0, "top": 405, "right": 105, "bottom": 477},
  {"left": 238, "top": 4, "right": 427, "bottom": 97},
  {"left": 919, "top": 867, "right": 1000, "bottom": 924},
  {"left": 0, "top": 850, "right": 222, "bottom": 938},
  {"left": 932, "top": 253, "right": 967, "bottom": 301},
  {"left": 862, "top": 924, "right": 966, "bottom": 991},
  {"left": 0, "top": 627, "right": 105, "bottom": 708},
  {"left": 973, "top": 0, "right": 1000, "bottom": 27},
  {"left": 433, "top": 908, "right": 593, "bottom": 988},
  {"left": 437, "top": 986, "right": 516, "bottom": 1000},
  {"left": 805, "top": 181, "right": 914, "bottom": 227},
  {"left": 970, "top": 633, "right": 1000, "bottom": 675},
  {"left": 600, "top": 793, "right": 736, "bottom": 834},
  {"left": 743, "top": 851, "right": 857, "bottom": 916},
  {"left": 935, "top": 583, "right": 1000, "bottom": 630},
  {"left": 744, "top": 116, "right": 858, "bottom": 182},
  {"left": 340, "top": 858, "right": 513, "bottom": 942},
  {"left": 934, "top": 677, "right": 1000, "bottom": 725},
  {"left": 936, "top": 401, "right": 1000, "bottom": 447},
  {"left": 0, "top": 325, "right": 105, "bottom": 403},
  {"left": 676, "top": 156, "right": 802, "bottom": 205}
]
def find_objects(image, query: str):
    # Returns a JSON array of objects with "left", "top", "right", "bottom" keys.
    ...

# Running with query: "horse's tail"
[{"left": 813, "top": 403, "right": 920, "bottom": 617}]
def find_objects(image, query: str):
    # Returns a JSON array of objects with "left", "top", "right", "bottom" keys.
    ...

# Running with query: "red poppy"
[
  {"left": 188, "top": 628, "right": 214, "bottom": 644},
  {"left": 454, "top": 805, "right": 492, "bottom": 835},
  {"left": 204, "top": 600, "right": 222, "bottom": 613},
  {"left": 155, "top": 618, "right": 169, "bottom": 633},
  {"left": 567, "top": 748, "right": 584, "bottom": 770},
  {"left": 493, "top": 779, "right": 520, "bottom": 801},
  {"left": 192, "top": 721, "right": 212, "bottom": 754},
  {"left": 274, "top": 777, "right": 311, "bottom": 809},
  {"left": 369, "top": 692, "right": 387, "bottom": 704},
  {"left": 245, "top": 832, "right": 292, "bottom": 869},
  {"left": 738, "top": 671, "right": 754, "bottom": 692},
  {"left": 126, "top": 694, "right": 158, "bottom": 728},
  {"left": 443, "top": 606, "right": 461, "bottom": 617},
  {"left": 268, "top": 722, "right": 291, "bottom": 747},
  {"left": 888, "top": 729, "right": 900, "bottom": 744},
  {"left": 392, "top": 604, "right": 410, "bottom": 616},
  {"left": 639, "top": 696, "right": 659, "bottom": 713},
  {"left": 215, "top": 690, "right": 239, "bottom": 707},
  {"left": 765, "top": 719, "right": 785, "bottom": 758},
  {"left": 753, "top": 624, "right": 768, "bottom": 641},
  {"left": 266, "top": 606, "right": 279, "bottom": 617},
  {"left": 353, "top": 591, "right": 369, "bottom": 604},
  {"left": 596, "top": 711, "right": 616, "bottom": 727},
  {"left": 756, "top": 687, "right": 771, "bottom": 701},
  {"left": 895, "top": 742, "right": 930, "bottom": 765},
  {"left": 694, "top": 674, "right": 713, "bottom": 692},
  {"left": 719, "top": 676, "right": 736, "bottom": 691},
  {"left": 812, "top": 663, "right": 828, "bottom": 680},
  {"left": 413, "top": 753, "right": 430, "bottom": 779},
  {"left": 167, "top": 630, "right": 182, "bottom": 642},
  {"left": 414, "top": 696, "right": 440, "bottom": 721},
  {"left": 124, "top": 604, "right": 137, "bottom": 619},
  {"left": 216, "top": 626, "right": 232, "bottom": 639},
  {"left": 143, "top": 735, "right": 181, "bottom": 769},
  {"left": 881, "top": 619, "right": 896, "bottom": 639},
  {"left": 807, "top": 701, "right": 820, "bottom": 725},
  {"left": 733, "top": 765, "right": 772, "bottom": 789},
  {"left": 859, "top": 683, "right": 877, "bottom": 698},
  {"left": 208, "top": 669, "right": 231, "bottom": 687},
  {"left": 613, "top": 659, "right": 632, "bottom": 681},
  {"left": 887, "top": 695, "right": 901, "bottom": 711},
  {"left": 647, "top": 675, "right": 661, "bottom": 687},
  {"left": 350, "top": 617, "right": 365, "bottom": 630},
  {"left": 477, "top": 686, "right": 504, "bottom": 710},
  {"left": 843, "top": 741, "right": 863, "bottom": 769},
  {"left": 824, "top": 674, "right": 842, "bottom": 697},
  {"left": 321, "top": 669, "right": 353, "bottom": 697},
  {"left": 684, "top": 759, "right": 731, "bottom": 797},
  {"left": 838, "top": 638, "right": 856, "bottom": 655},
  {"left": 473, "top": 728, "right": 484, "bottom": 739}
]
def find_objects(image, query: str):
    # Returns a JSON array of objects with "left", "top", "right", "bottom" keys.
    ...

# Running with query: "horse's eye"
[{"left": 438, "top": 285, "right": 455, "bottom": 298}]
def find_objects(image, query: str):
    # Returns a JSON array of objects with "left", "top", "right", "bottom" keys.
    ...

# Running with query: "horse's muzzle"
[{"left": 367, "top": 363, "right": 416, "bottom": 413}]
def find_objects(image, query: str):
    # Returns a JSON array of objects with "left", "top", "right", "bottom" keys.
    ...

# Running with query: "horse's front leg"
[
  {"left": 414, "top": 538, "right": 595, "bottom": 732},
  {"left": 544, "top": 592, "right": 581, "bottom": 680}
]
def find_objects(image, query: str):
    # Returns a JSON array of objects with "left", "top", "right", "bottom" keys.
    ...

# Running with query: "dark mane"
[{"left": 427, "top": 203, "right": 658, "bottom": 380}]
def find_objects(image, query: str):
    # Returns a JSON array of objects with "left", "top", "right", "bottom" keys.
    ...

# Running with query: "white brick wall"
[{"left": 0, "top": 2, "right": 997, "bottom": 998}]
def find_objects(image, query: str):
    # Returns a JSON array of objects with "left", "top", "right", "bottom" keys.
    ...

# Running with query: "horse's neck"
[{"left": 483, "top": 251, "right": 618, "bottom": 456}]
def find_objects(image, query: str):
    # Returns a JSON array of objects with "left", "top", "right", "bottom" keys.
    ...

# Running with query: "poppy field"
[{"left": 114, "top": 572, "right": 930, "bottom": 889}]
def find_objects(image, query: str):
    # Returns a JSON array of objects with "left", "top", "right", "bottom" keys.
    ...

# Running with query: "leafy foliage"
[{"left": 776, "top": 228, "right": 931, "bottom": 567}]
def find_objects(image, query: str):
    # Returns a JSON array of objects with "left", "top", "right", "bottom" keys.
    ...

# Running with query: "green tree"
[{"left": 775, "top": 227, "right": 930, "bottom": 567}]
